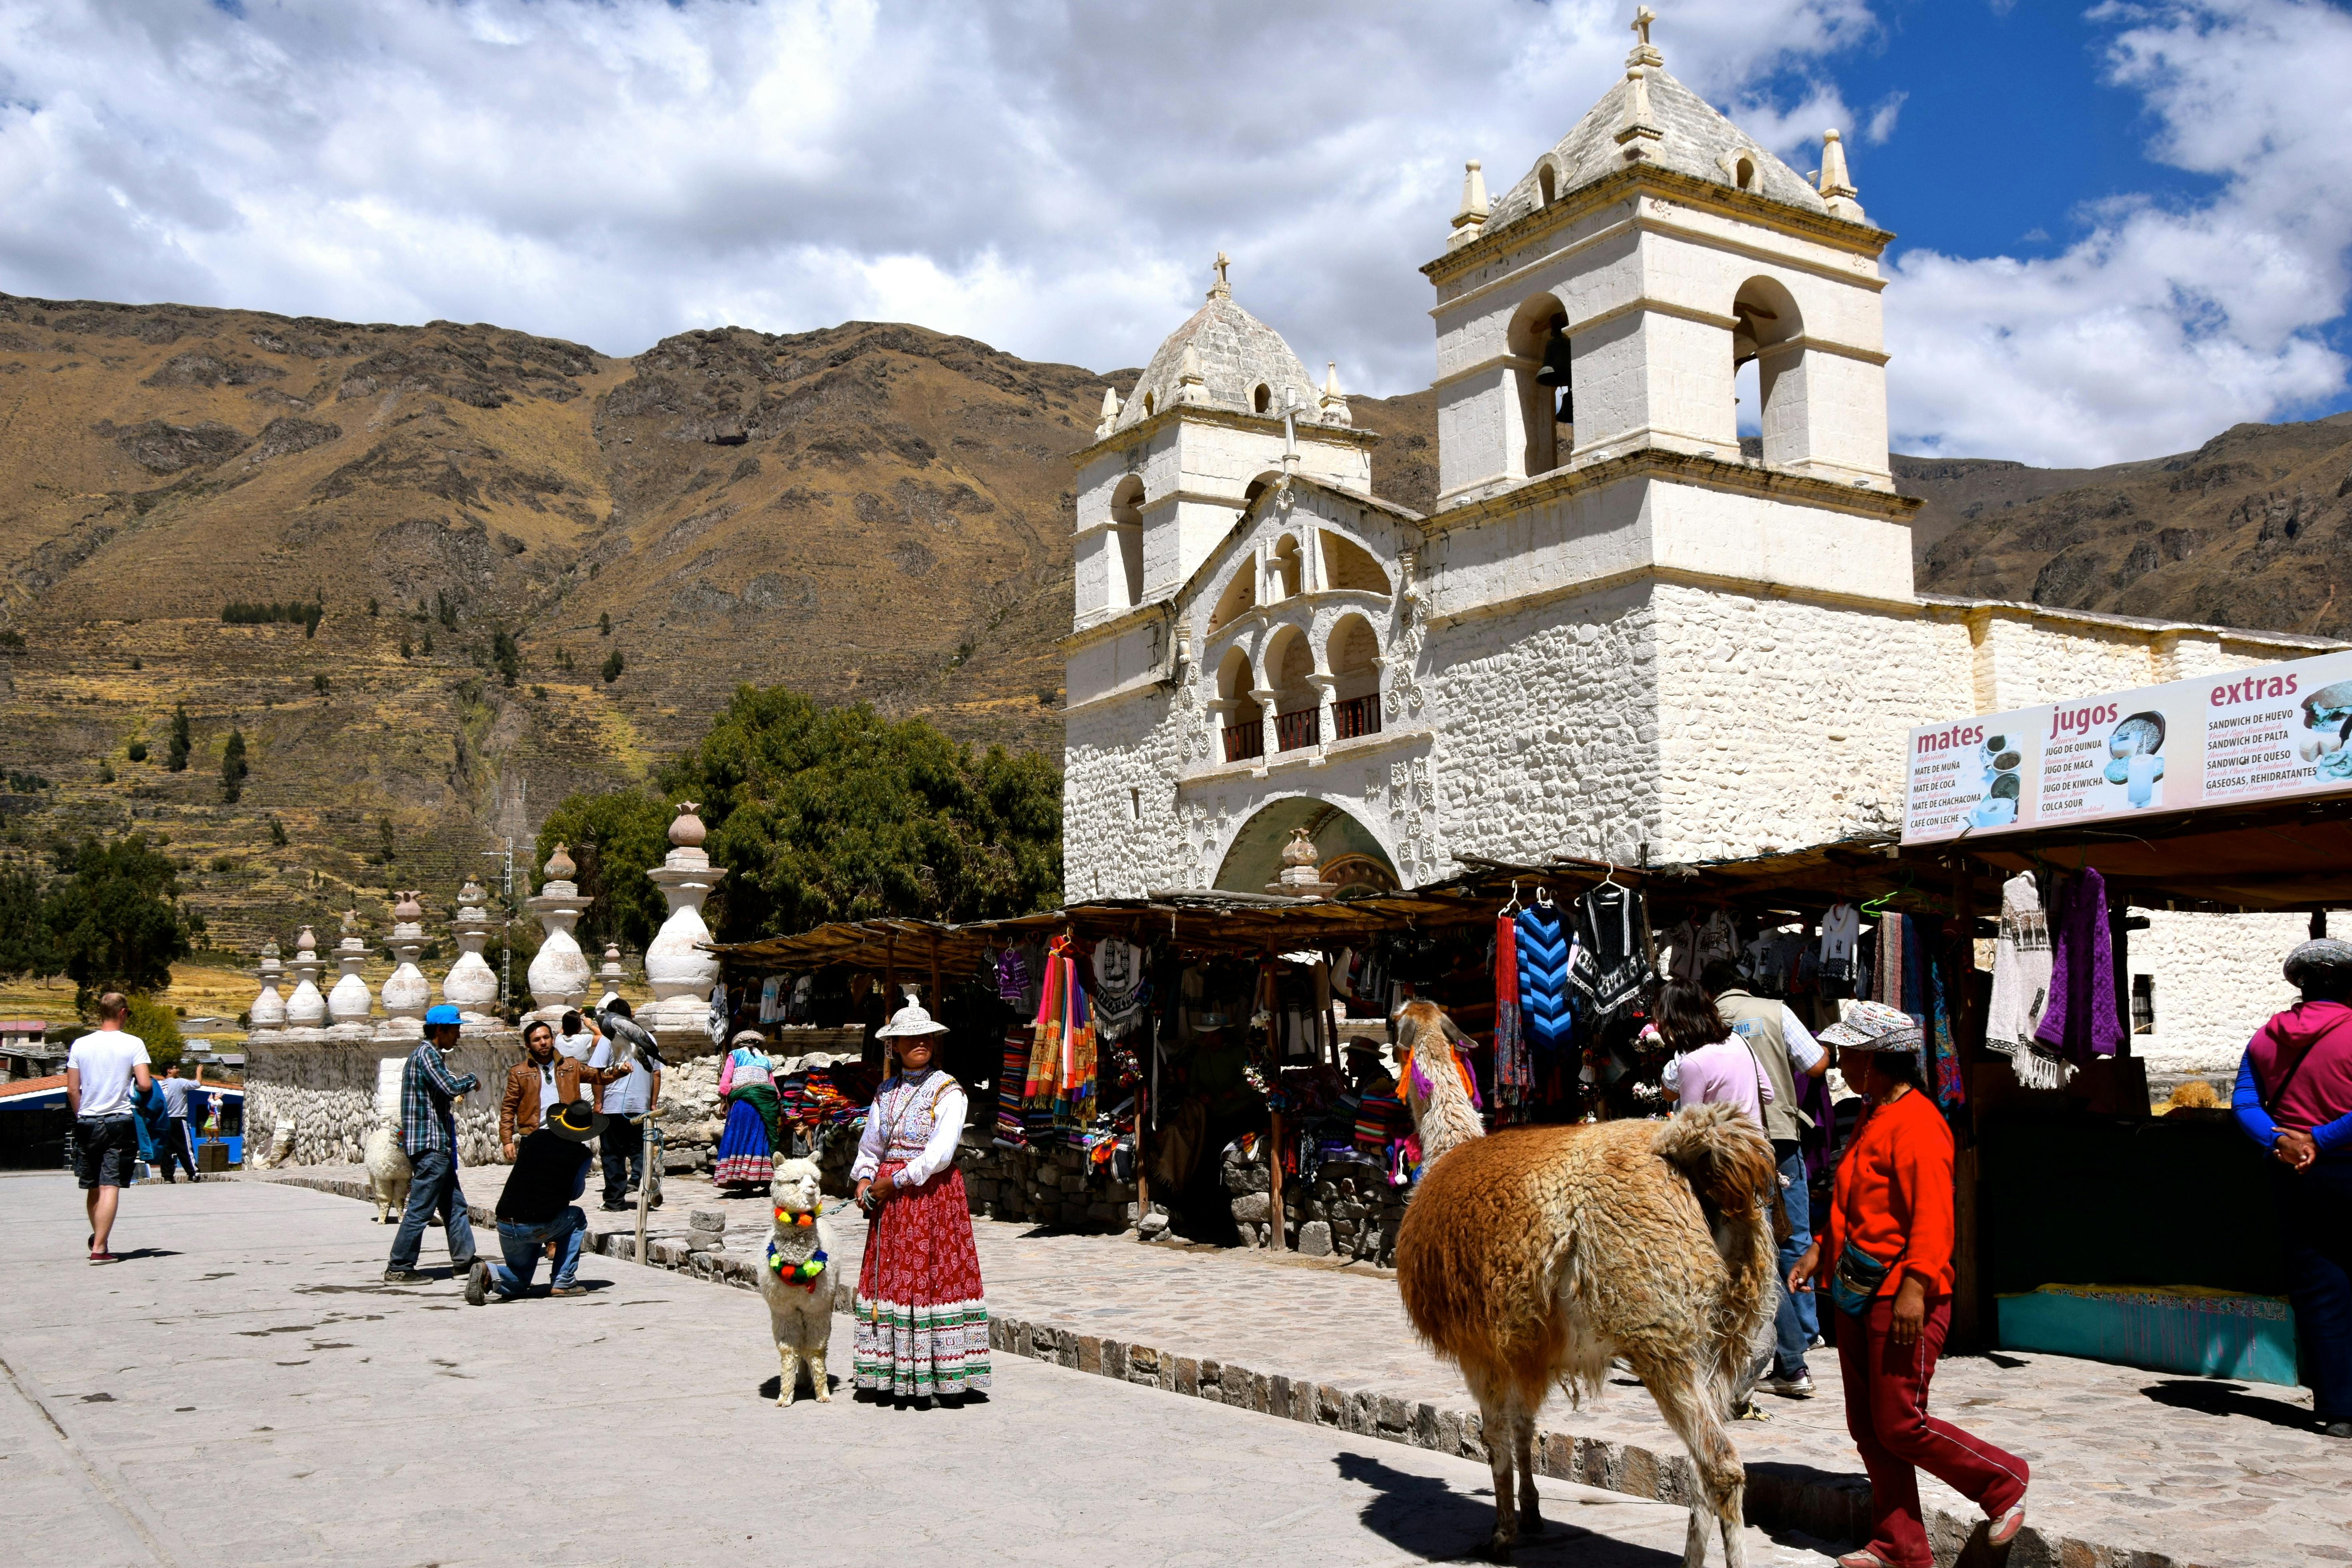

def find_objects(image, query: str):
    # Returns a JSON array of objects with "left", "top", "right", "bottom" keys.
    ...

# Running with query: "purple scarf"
[{"left": 2033, "top": 868, "right": 2123, "bottom": 1065}]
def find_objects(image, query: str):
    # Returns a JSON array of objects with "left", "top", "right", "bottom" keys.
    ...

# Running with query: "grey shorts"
[{"left": 75, "top": 1116, "right": 139, "bottom": 1189}]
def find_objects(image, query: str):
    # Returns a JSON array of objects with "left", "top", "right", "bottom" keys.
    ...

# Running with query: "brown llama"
[{"left": 1391, "top": 1000, "right": 1779, "bottom": 1566}]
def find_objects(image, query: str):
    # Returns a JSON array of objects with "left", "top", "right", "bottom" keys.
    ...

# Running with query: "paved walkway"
[
  {"left": 0, "top": 1174, "right": 1832, "bottom": 1568},
  {"left": 253, "top": 1163, "right": 2351, "bottom": 1568}
]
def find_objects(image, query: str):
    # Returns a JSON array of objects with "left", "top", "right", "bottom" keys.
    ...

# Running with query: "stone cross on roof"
[
  {"left": 1626, "top": 4, "right": 1663, "bottom": 67},
  {"left": 1209, "top": 250, "right": 1232, "bottom": 300}
]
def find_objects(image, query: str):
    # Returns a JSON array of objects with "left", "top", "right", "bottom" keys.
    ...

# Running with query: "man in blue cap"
[{"left": 385, "top": 1004, "right": 483, "bottom": 1284}]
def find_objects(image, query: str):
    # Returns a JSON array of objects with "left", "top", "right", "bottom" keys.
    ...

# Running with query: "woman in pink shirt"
[{"left": 1655, "top": 980, "right": 1772, "bottom": 1126}]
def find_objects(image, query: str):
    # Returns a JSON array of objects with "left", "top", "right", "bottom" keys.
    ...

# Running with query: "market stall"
[{"left": 1901, "top": 644, "right": 2352, "bottom": 1381}]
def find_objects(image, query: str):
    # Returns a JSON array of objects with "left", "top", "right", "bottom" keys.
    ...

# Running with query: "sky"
[{"left": 2, "top": 0, "right": 2348, "bottom": 467}]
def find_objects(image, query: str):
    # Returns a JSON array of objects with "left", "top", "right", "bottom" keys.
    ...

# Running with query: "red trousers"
[{"left": 1836, "top": 1296, "right": 2028, "bottom": 1567}]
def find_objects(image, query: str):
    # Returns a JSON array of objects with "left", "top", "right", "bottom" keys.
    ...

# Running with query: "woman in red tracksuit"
[{"left": 1792, "top": 1002, "right": 2029, "bottom": 1568}]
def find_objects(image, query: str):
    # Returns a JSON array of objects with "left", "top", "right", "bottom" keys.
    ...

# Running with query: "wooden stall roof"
[
  {"left": 704, "top": 832, "right": 1986, "bottom": 975},
  {"left": 1941, "top": 793, "right": 2352, "bottom": 913}
]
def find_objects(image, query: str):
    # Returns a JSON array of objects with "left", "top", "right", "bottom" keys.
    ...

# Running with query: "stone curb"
[{"left": 258, "top": 1173, "right": 2195, "bottom": 1568}]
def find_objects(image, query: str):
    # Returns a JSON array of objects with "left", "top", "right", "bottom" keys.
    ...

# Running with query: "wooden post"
[{"left": 634, "top": 1117, "right": 657, "bottom": 1268}]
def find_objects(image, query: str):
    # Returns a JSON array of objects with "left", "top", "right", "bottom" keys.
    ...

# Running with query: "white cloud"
[
  {"left": 0, "top": 0, "right": 1877, "bottom": 397},
  {"left": 0, "top": 0, "right": 2341, "bottom": 468},
  {"left": 1864, "top": 89, "right": 1907, "bottom": 144},
  {"left": 1883, "top": 0, "right": 2352, "bottom": 466}
]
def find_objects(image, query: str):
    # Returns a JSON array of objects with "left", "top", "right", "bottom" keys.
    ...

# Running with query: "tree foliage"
[
  {"left": 220, "top": 728, "right": 249, "bottom": 803},
  {"left": 125, "top": 994, "right": 185, "bottom": 1070},
  {"left": 538, "top": 685, "right": 1063, "bottom": 948},
  {"left": 0, "top": 859, "right": 59, "bottom": 981},
  {"left": 167, "top": 704, "right": 192, "bottom": 772},
  {"left": 533, "top": 788, "right": 673, "bottom": 953},
  {"left": 40, "top": 835, "right": 196, "bottom": 1005}
]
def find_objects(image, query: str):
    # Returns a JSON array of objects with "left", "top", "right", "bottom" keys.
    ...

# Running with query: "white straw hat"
[{"left": 877, "top": 1001, "right": 950, "bottom": 1038}]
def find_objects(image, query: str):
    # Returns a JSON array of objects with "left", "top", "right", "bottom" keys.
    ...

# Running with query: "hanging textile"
[
  {"left": 1985, "top": 873, "right": 2063, "bottom": 1088},
  {"left": 1091, "top": 938, "right": 1149, "bottom": 1042},
  {"left": 1516, "top": 900, "right": 1575, "bottom": 1050},
  {"left": 759, "top": 975, "right": 782, "bottom": 1023},
  {"left": 2035, "top": 868, "right": 2124, "bottom": 1068},
  {"left": 1568, "top": 883, "right": 1653, "bottom": 1014},
  {"left": 1664, "top": 917, "right": 1701, "bottom": 984},
  {"left": 1696, "top": 909, "right": 1740, "bottom": 974},
  {"left": 1875, "top": 912, "right": 1905, "bottom": 1016},
  {"left": 1493, "top": 914, "right": 1533, "bottom": 1120},
  {"left": 1818, "top": 903, "right": 1860, "bottom": 996},
  {"left": 1927, "top": 942, "right": 1966, "bottom": 1110}
]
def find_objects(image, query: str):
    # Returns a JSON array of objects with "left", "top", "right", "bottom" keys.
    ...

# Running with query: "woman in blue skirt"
[{"left": 714, "top": 1029, "right": 781, "bottom": 1188}]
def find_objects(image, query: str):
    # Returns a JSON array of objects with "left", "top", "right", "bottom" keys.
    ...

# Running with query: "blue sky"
[{"left": 2, "top": 0, "right": 2347, "bottom": 466}]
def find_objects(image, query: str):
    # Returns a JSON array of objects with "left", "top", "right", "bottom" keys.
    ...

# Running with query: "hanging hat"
[
  {"left": 1193, "top": 1011, "right": 1227, "bottom": 1032},
  {"left": 545, "top": 1099, "right": 607, "bottom": 1142},
  {"left": 877, "top": 1001, "right": 950, "bottom": 1038},
  {"left": 2285, "top": 938, "right": 2352, "bottom": 986},
  {"left": 1819, "top": 1000, "right": 1923, "bottom": 1054}
]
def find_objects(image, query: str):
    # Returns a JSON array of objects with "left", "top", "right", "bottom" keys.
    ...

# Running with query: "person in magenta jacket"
[{"left": 2233, "top": 937, "right": 2352, "bottom": 1439}]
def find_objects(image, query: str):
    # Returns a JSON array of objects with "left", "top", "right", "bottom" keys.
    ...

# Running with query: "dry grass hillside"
[{"left": 0, "top": 294, "right": 1139, "bottom": 954}]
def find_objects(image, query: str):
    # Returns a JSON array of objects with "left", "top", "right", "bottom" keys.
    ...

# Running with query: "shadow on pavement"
[
  {"left": 1333, "top": 1451, "right": 1683, "bottom": 1564},
  {"left": 2140, "top": 1379, "right": 2315, "bottom": 1431}
]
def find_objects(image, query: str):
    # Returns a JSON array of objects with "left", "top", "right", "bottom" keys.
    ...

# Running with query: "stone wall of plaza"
[
  {"left": 2129, "top": 909, "right": 2345, "bottom": 1081},
  {"left": 244, "top": 1033, "right": 523, "bottom": 1169}
]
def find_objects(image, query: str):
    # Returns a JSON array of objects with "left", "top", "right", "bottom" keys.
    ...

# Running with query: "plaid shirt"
[{"left": 400, "top": 1041, "right": 480, "bottom": 1156}]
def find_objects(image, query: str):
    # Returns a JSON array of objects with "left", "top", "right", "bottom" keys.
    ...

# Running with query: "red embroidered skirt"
[{"left": 853, "top": 1160, "right": 991, "bottom": 1397}]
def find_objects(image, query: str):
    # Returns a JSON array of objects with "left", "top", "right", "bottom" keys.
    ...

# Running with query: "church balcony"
[
  {"left": 1274, "top": 708, "right": 1320, "bottom": 752},
  {"left": 1332, "top": 693, "right": 1381, "bottom": 742},
  {"left": 1222, "top": 721, "right": 1265, "bottom": 763}
]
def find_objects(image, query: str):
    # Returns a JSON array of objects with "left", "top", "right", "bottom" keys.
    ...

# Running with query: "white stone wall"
[
  {"left": 1425, "top": 580, "right": 1660, "bottom": 866},
  {"left": 1652, "top": 584, "right": 1970, "bottom": 861},
  {"left": 1064, "top": 687, "right": 1190, "bottom": 900},
  {"left": 244, "top": 1034, "right": 520, "bottom": 1169},
  {"left": 2131, "top": 910, "right": 2340, "bottom": 1077}
]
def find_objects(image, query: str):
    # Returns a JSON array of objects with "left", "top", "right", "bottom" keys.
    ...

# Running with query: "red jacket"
[
  {"left": 1825, "top": 1087, "right": 1955, "bottom": 1298},
  {"left": 2242, "top": 1000, "right": 2352, "bottom": 1138}
]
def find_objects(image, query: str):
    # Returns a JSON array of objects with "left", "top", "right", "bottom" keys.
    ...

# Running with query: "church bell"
[{"left": 1534, "top": 324, "right": 1574, "bottom": 424}]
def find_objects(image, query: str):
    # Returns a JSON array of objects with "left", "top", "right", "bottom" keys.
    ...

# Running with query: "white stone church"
[{"left": 1058, "top": 16, "right": 2332, "bottom": 1068}]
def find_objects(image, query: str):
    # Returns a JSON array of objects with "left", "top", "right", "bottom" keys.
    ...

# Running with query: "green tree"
[
  {"left": 492, "top": 629, "right": 522, "bottom": 687},
  {"left": 598, "top": 610, "right": 611, "bottom": 637},
  {"left": 601, "top": 649, "right": 624, "bottom": 683},
  {"left": 41, "top": 835, "right": 194, "bottom": 1005},
  {"left": 166, "top": 704, "right": 192, "bottom": 771},
  {"left": 533, "top": 788, "right": 674, "bottom": 953},
  {"left": 124, "top": 994, "right": 185, "bottom": 1070},
  {"left": 0, "top": 859, "right": 60, "bottom": 980},
  {"left": 220, "top": 728, "right": 249, "bottom": 803},
  {"left": 268, "top": 816, "right": 289, "bottom": 848},
  {"left": 377, "top": 816, "right": 396, "bottom": 863},
  {"left": 126, "top": 740, "right": 148, "bottom": 763}
]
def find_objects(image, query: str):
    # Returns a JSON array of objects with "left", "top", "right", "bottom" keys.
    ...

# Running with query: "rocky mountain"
[{"left": 1899, "top": 413, "right": 2352, "bottom": 638}]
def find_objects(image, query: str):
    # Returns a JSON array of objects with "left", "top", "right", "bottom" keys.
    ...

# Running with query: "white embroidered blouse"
[{"left": 849, "top": 1068, "right": 967, "bottom": 1189}]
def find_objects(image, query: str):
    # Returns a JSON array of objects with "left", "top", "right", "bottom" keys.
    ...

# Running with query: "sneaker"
[
  {"left": 1989, "top": 1492, "right": 2027, "bottom": 1547},
  {"left": 89, "top": 1250, "right": 117, "bottom": 1264},
  {"left": 1764, "top": 1372, "right": 1817, "bottom": 1399},
  {"left": 463, "top": 1260, "right": 491, "bottom": 1306},
  {"left": 549, "top": 1284, "right": 588, "bottom": 1297},
  {"left": 382, "top": 1269, "right": 429, "bottom": 1284},
  {"left": 2322, "top": 1420, "right": 2352, "bottom": 1440}
]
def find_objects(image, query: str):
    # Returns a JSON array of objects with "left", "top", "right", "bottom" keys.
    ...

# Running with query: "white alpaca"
[
  {"left": 362, "top": 1119, "right": 413, "bottom": 1224},
  {"left": 760, "top": 1157, "right": 836, "bottom": 1406}
]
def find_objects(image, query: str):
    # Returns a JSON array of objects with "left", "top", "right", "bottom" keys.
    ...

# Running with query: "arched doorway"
[{"left": 1213, "top": 798, "right": 1399, "bottom": 897}]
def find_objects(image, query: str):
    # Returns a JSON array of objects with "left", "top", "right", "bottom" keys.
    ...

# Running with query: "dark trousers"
[
  {"left": 157, "top": 1118, "right": 198, "bottom": 1182},
  {"left": 1836, "top": 1296, "right": 2029, "bottom": 1567},
  {"left": 600, "top": 1116, "right": 646, "bottom": 1206},
  {"left": 387, "top": 1144, "right": 475, "bottom": 1273},
  {"left": 2276, "top": 1159, "right": 2352, "bottom": 1423}
]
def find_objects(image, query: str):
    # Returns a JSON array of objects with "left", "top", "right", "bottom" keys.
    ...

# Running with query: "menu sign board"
[{"left": 1902, "top": 650, "right": 2352, "bottom": 844}]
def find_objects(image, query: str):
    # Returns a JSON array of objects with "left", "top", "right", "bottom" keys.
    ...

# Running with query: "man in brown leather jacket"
[{"left": 500, "top": 1019, "right": 616, "bottom": 1161}]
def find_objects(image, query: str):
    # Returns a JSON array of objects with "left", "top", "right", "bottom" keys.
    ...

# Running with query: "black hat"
[{"left": 546, "top": 1100, "right": 607, "bottom": 1142}]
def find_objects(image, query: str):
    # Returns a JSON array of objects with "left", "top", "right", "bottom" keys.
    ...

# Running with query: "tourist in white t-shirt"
[{"left": 65, "top": 993, "right": 153, "bottom": 1263}]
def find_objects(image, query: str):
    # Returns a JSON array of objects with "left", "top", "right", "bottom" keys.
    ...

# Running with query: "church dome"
[
  {"left": 1483, "top": 65, "right": 1850, "bottom": 235},
  {"left": 1114, "top": 288, "right": 1317, "bottom": 433}
]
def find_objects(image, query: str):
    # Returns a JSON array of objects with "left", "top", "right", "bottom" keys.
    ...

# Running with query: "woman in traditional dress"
[
  {"left": 712, "top": 1029, "right": 780, "bottom": 1189},
  {"left": 849, "top": 998, "right": 990, "bottom": 1404}
]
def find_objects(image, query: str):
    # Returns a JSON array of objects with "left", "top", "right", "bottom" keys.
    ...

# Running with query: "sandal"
[{"left": 1990, "top": 1493, "right": 2027, "bottom": 1548}]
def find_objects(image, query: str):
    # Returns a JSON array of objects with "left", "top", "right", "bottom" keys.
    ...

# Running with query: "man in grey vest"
[{"left": 1703, "top": 959, "right": 1830, "bottom": 1397}]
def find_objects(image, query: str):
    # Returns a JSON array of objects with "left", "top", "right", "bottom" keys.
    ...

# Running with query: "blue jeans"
[
  {"left": 2275, "top": 1159, "right": 2352, "bottom": 1422},
  {"left": 388, "top": 1144, "right": 475, "bottom": 1273},
  {"left": 1774, "top": 1144, "right": 1814, "bottom": 1379},
  {"left": 488, "top": 1207, "right": 588, "bottom": 1298}
]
